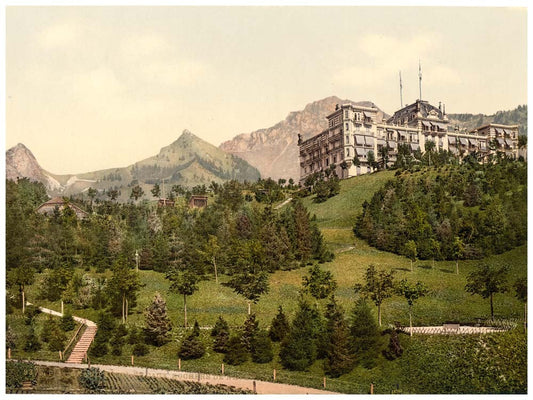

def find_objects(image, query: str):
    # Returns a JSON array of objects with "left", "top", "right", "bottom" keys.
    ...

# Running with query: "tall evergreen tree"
[
  {"left": 323, "top": 297, "right": 353, "bottom": 377},
  {"left": 241, "top": 313, "right": 259, "bottom": 352},
  {"left": 279, "top": 298, "right": 318, "bottom": 371},
  {"left": 143, "top": 292, "right": 172, "bottom": 346},
  {"left": 211, "top": 316, "right": 230, "bottom": 353},
  {"left": 251, "top": 330, "right": 274, "bottom": 363},
  {"left": 349, "top": 298, "right": 381, "bottom": 368},
  {"left": 269, "top": 306, "right": 290, "bottom": 342}
]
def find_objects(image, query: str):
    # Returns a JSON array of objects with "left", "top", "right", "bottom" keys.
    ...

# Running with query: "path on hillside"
[
  {"left": 275, "top": 197, "right": 292, "bottom": 209},
  {"left": 26, "top": 302, "right": 97, "bottom": 363},
  {"left": 30, "top": 360, "right": 337, "bottom": 394}
]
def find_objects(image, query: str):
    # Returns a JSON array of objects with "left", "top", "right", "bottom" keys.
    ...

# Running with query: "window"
[
  {"left": 346, "top": 135, "right": 349, "bottom": 143},
  {"left": 346, "top": 123, "right": 349, "bottom": 131},
  {"left": 345, "top": 110, "right": 349, "bottom": 118},
  {"left": 346, "top": 148, "right": 350, "bottom": 157}
]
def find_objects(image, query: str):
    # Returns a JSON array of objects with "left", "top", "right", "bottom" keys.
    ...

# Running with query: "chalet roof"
[{"left": 36, "top": 197, "right": 89, "bottom": 218}]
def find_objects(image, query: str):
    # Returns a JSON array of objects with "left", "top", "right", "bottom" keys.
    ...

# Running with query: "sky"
[{"left": 5, "top": 5, "right": 528, "bottom": 174}]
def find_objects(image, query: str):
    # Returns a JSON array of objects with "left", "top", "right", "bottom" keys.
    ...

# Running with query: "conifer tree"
[
  {"left": 349, "top": 298, "right": 381, "bottom": 368},
  {"left": 178, "top": 320, "right": 205, "bottom": 360},
  {"left": 323, "top": 297, "right": 353, "bottom": 377},
  {"left": 279, "top": 299, "right": 318, "bottom": 371},
  {"left": 241, "top": 313, "right": 259, "bottom": 352},
  {"left": 251, "top": 330, "right": 274, "bottom": 363},
  {"left": 269, "top": 306, "right": 290, "bottom": 342},
  {"left": 211, "top": 316, "right": 230, "bottom": 353},
  {"left": 144, "top": 292, "right": 172, "bottom": 346},
  {"left": 223, "top": 334, "right": 248, "bottom": 365}
]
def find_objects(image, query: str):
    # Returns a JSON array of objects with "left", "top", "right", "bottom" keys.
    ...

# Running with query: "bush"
[
  {"left": 223, "top": 334, "right": 248, "bottom": 365},
  {"left": 79, "top": 367, "right": 105, "bottom": 392},
  {"left": 127, "top": 326, "right": 142, "bottom": 345},
  {"left": 60, "top": 312, "right": 76, "bottom": 331},
  {"left": 6, "top": 361, "right": 36, "bottom": 388},
  {"left": 48, "top": 329, "right": 67, "bottom": 352},
  {"left": 251, "top": 330, "right": 273, "bottom": 363},
  {"left": 89, "top": 332, "right": 109, "bottom": 357},
  {"left": 132, "top": 343, "right": 149, "bottom": 356},
  {"left": 23, "top": 326, "right": 42, "bottom": 352}
]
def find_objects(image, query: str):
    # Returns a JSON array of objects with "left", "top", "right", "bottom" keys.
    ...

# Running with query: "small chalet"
[
  {"left": 36, "top": 197, "right": 89, "bottom": 219},
  {"left": 189, "top": 195, "right": 208, "bottom": 208}
]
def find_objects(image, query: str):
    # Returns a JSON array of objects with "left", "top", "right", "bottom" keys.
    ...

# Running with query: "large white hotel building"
[{"left": 298, "top": 99, "right": 519, "bottom": 182}]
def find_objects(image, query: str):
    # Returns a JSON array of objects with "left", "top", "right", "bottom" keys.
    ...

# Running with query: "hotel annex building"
[{"left": 298, "top": 99, "right": 519, "bottom": 182}]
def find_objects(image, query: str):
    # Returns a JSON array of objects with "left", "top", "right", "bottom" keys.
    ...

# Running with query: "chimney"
[
  {"left": 443, "top": 104, "right": 446, "bottom": 115},
  {"left": 439, "top": 102, "right": 442, "bottom": 111}
]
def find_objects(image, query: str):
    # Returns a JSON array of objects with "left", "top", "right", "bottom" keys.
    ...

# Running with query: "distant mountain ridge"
[
  {"left": 220, "top": 96, "right": 389, "bottom": 180},
  {"left": 448, "top": 105, "right": 527, "bottom": 136},
  {"left": 6, "top": 130, "right": 260, "bottom": 201}
]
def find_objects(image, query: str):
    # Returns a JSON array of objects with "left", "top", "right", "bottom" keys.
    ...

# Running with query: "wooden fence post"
[
  {"left": 323, "top": 376, "right": 326, "bottom": 389},
  {"left": 8, "top": 348, "right": 11, "bottom": 360},
  {"left": 59, "top": 350, "right": 62, "bottom": 361},
  {"left": 221, "top": 363, "right": 224, "bottom": 375},
  {"left": 273, "top": 369, "right": 276, "bottom": 381},
  {"left": 370, "top": 383, "right": 374, "bottom": 394},
  {"left": 253, "top": 381, "right": 257, "bottom": 394},
  {"left": 131, "top": 355, "right": 134, "bottom": 366},
  {"left": 178, "top": 358, "right": 181, "bottom": 370}
]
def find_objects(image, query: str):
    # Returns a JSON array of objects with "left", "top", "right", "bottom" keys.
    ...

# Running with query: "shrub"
[
  {"left": 90, "top": 332, "right": 109, "bottom": 357},
  {"left": 60, "top": 312, "right": 76, "bottom": 331},
  {"left": 6, "top": 361, "right": 36, "bottom": 388},
  {"left": 79, "top": 367, "right": 105, "bottom": 392},
  {"left": 132, "top": 343, "right": 149, "bottom": 356},
  {"left": 23, "top": 326, "right": 42, "bottom": 352}
]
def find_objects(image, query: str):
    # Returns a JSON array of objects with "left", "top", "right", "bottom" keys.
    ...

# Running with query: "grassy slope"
[{"left": 16, "top": 169, "right": 527, "bottom": 394}]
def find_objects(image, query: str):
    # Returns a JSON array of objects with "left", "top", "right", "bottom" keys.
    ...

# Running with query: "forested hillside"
[
  {"left": 354, "top": 159, "right": 527, "bottom": 260},
  {"left": 448, "top": 104, "right": 527, "bottom": 136}
]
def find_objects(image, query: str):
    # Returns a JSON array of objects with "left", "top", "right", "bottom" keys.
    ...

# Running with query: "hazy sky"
[{"left": 5, "top": 6, "right": 527, "bottom": 174}]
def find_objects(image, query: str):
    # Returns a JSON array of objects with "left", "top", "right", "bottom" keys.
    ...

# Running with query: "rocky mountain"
[
  {"left": 6, "top": 130, "right": 260, "bottom": 201},
  {"left": 6, "top": 143, "right": 63, "bottom": 191},
  {"left": 219, "top": 96, "right": 389, "bottom": 181}
]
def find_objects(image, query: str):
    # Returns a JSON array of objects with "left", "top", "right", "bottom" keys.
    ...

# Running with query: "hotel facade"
[{"left": 298, "top": 99, "right": 520, "bottom": 182}]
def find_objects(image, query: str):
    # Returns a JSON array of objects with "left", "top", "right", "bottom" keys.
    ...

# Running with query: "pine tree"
[
  {"left": 241, "top": 313, "right": 259, "bottom": 352},
  {"left": 223, "top": 334, "right": 248, "bottom": 365},
  {"left": 60, "top": 311, "right": 76, "bottom": 332},
  {"left": 251, "top": 330, "right": 274, "bottom": 363},
  {"left": 279, "top": 299, "right": 318, "bottom": 371},
  {"left": 143, "top": 292, "right": 172, "bottom": 346},
  {"left": 349, "top": 298, "right": 381, "bottom": 368},
  {"left": 178, "top": 320, "right": 205, "bottom": 360},
  {"left": 211, "top": 316, "right": 230, "bottom": 353},
  {"left": 323, "top": 297, "right": 353, "bottom": 377},
  {"left": 269, "top": 306, "right": 290, "bottom": 342},
  {"left": 23, "top": 325, "right": 42, "bottom": 352}
]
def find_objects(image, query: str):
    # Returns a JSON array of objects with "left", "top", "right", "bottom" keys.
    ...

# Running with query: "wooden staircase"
[{"left": 66, "top": 325, "right": 97, "bottom": 364}]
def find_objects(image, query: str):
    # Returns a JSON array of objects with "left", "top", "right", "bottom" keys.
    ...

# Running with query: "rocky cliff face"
[
  {"left": 219, "top": 96, "right": 388, "bottom": 180},
  {"left": 6, "top": 143, "right": 62, "bottom": 191}
]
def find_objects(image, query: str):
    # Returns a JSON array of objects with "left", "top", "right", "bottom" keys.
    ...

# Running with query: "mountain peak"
[{"left": 220, "top": 96, "right": 389, "bottom": 180}]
